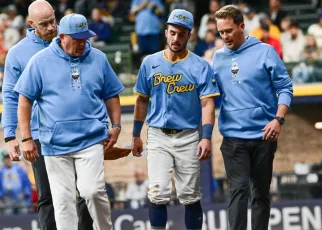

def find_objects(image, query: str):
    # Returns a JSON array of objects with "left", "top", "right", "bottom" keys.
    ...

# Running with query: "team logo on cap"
[
  {"left": 173, "top": 14, "right": 189, "bottom": 23},
  {"left": 75, "top": 22, "right": 88, "bottom": 30}
]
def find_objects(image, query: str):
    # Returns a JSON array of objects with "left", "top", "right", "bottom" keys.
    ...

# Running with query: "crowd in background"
[
  {"left": 0, "top": 0, "right": 321, "bottom": 91},
  {"left": 0, "top": 0, "right": 322, "bottom": 215}
]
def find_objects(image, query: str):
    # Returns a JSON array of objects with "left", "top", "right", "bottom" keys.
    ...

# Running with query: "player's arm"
[
  {"left": 197, "top": 97, "right": 215, "bottom": 161},
  {"left": 197, "top": 63, "right": 218, "bottom": 160},
  {"left": 2, "top": 52, "right": 21, "bottom": 160},
  {"left": 18, "top": 95, "right": 38, "bottom": 163},
  {"left": 104, "top": 95, "right": 122, "bottom": 150},
  {"left": 132, "top": 58, "right": 150, "bottom": 157},
  {"left": 132, "top": 95, "right": 149, "bottom": 157}
]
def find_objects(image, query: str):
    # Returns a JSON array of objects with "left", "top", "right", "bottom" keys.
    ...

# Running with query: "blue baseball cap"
[
  {"left": 59, "top": 13, "right": 96, "bottom": 39},
  {"left": 166, "top": 9, "right": 194, "bottom": 31}
]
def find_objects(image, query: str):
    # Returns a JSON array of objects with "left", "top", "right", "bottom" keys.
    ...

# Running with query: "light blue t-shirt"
[
  {"left": 14, "top": 38, "right": 124, "bottom": 156},
  {"left": 134, "top": 50, "right": 219, "bottom": 130}
]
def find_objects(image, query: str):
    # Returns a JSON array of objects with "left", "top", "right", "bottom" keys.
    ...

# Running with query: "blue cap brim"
[{"left": 69, "top": 30, "right": 96, "bottom": 39}]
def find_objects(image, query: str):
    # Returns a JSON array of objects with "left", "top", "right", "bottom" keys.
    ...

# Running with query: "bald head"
[
  {"left": 28, "top": 0, "right": 53, "bottom": 19},
  {"left": 27, "top": 0, "right": 57, "bottom": 41}
]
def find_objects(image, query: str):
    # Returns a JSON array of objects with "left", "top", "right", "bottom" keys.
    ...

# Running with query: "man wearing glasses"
[{"left": 14, "top": 13, "right": 123, "bottom": 230}]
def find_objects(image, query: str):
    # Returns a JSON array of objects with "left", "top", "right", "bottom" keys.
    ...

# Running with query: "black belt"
[{"left": 160, "top": 128, "right": 183, "bottom": 135}]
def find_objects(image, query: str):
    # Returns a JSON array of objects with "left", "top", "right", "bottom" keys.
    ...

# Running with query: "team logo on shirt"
[
  {"left": 153, "top": 72, "right": 195, "bottom": 95},
  {"left": 231, "top": 61, "right": 241, "bottom": 83},
  {"left": 72, "top": 68, "right": 80, "bottom": 82}
]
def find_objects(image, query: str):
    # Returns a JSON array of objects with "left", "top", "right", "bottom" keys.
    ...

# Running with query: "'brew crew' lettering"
[{"left": 153, "top": 72, "right": 195, "bottom": 95}]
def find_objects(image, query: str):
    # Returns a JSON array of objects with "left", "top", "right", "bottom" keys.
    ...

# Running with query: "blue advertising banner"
[{"left": 1, "top": 199, "right": 322, "bottom": 230}]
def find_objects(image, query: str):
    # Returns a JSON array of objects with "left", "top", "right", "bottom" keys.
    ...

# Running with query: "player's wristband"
[
  {"left": 133, "top": 120, "right": 144, "bottom": 137},
  {"left": 4, "top": 136, "right": 16, "bottom": 143},
  {"left": 21, "top": 136, "right": 33, "bottom": 142},
  {"left": 202, "top": 124, "right": 214, "bottom": 141}
]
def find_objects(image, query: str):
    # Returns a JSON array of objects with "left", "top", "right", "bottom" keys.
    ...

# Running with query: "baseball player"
[
  {"left": 131, "top": 9, "right": 219, "bottom": 230},
  {"left": 14, "top": 13, "right": 123, "bottom": 230}
]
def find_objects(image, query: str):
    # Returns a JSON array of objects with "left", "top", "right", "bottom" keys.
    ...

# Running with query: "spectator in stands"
[
  {"left": 280, "top": 16, "right": 291, "bottom": 33},
  {"left": 211, "top": 38, "right": 224, "bottom": 75},
  {"left": 198, "top": 0, "right": 221, "bottom": 40},
  {"left": 168, "top": 0, "right": 196, "bottom": 17},
  {"left": 207, "top": 18, "right": 219, "bottom": 36},
  {"left": 16, "top": 0, "right": 31, "bottom": 18},
  {"left": 3, "top": 27, "right": 21, "bottom": 51},
  {"left": 268, "top": 0, "right": 287, "bottom": 30},
  {"left": 309, "top": 161, "right": 322, "bottom": 198},
  {"left": 130, "top": 0, "right": 164, "bottom": 56},
  {"left": 74, "top": 0, "right": 98, "bottom": 18},
  {"left": 243, "top": 7, "right": 260, "bottom": 36},
  {"left": 281, "top": 20, "right": 305, "bottom": 63},
  {"left": 0, "top": 151, "right": 31, "bottom": 215},
  {"left": 214, "top": 38, "right": 224, "bottom": 50},
  {"left": 187, "top": 27, "right": 197, "bottom": 52},
  {"left": 260, "top": 23, "right": 282, "bottom": 59},
  {"left": 5, "top": 4, "right": 25, "bottom": 31},
  {"left": 203, "top": 38, "right": 227, "bottom": 66},
  {"left": 307, "top": 12, "right": 322, "bottom": 48},
  {"left": 99, "top": 0, "right": 127, "bottom": 18},
  {"left": 303, "top": 34, "right": 321, "bottom": 61},
  {"left": 202, "top": 48, "right": 215, "bottom": 65},
  {"left": 114, "top": 182, "right": 127, "bottom": 210},
  {"left": 0, "top": 5, "right": 24, "bottom": 52},
  {"left": 291, "top": 34, "right": 320, "bottom": 84},
  {"left": 125, "top": 168, "right": 148, "bottom": 209},
  {"left": 55, "top": 0, "right": 74, "bottom": 21},
  {"left": 64, "top": 8, "right": 74, "bottom": 16},
  {"left": 251, "top": 12, "right": 281, "bottom": 41},
  {"left": 88, "top": 8, "right": 112, "bottom": 47},
  {"left": 0, "top": 52, "right": 5, "bottom": 95},
  {"left": 105, "top": 182, "right": 115, "bottom": 209},
  {"left": 291, "top": 62, "right": 314, "bottom": 84},
  {"left": 195, "top": 29, "right": 216, "bottom": 57}
]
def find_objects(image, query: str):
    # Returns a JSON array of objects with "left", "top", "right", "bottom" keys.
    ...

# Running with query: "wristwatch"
[
  {"left": 112, "top": 124, "right": 122, "bottom": 131},
  {"left": 274, "top": 116, "right": 285, "bottom": 125}
]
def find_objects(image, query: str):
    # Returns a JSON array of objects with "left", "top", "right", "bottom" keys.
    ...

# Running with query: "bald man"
[{"left": 2, "top": 1, "right": 93, "bottom": 229}]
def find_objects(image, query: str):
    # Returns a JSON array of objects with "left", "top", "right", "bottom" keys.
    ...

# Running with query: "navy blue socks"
[
  {"left": 185, "top": 201, "right": 203, "bottom": 230},
  {"left": 149, "top": 201, "right": 167, "bottom": 229}
]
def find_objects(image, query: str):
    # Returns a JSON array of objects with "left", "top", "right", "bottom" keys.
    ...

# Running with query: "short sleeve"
[
  {"left": 13, "top": 58, "right": 42, "bottom": 101},
  {"left": 134, "top": 61, "right": 150, "bottom": 97},
  {"left": 102, "top": 58, "right": 124, "bottom": 99},
  {"left": 198, "top": 62, "right": 220, "bottom": 99}
]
